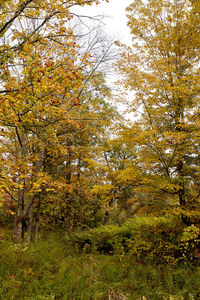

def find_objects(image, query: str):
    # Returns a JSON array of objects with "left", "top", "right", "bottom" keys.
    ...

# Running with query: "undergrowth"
[{"left": 0, "top": 229, "right": 200, "bottom": 299}]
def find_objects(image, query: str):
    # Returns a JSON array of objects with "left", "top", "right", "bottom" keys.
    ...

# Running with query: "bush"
[
  {"left": 67, "top": 217, "right": 182, "bottom": 263},
  {"left": 179, "top": 225, "right": 200, "bottom": 264},
  {"left": 67, "top": 215, "right": 200, "bottom": 265}
]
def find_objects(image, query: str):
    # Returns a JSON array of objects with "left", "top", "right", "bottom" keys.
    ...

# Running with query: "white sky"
[
  {"left": 94, "top": 0, "right": 132, "bottom": 44},
  {"left": 75, "top": 0, "right": 132, "bottom": 45}
]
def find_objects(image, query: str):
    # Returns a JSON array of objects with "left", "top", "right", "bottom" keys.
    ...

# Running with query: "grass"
[{"left": 0, "top": 229, "right": 200, "bottom": 299}]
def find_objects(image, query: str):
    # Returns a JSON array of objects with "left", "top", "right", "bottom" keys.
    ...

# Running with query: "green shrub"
[
  {"left": 67, "top": 216, "right": 191, "bottom": 265},
  {"left": 179, "top": 225, "right": 200, "bottom": 264}
]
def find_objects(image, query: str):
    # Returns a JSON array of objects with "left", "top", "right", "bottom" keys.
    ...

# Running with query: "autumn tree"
[
  {"left": 0, "top": 0, "right": 109, "bottom": 243},
  {"left": 39, "top": 71, "right": 118, "bottom": 231},
  {"left": 22, "top": 25, "right": 117, "bottom": 236},
  {"left": 116, "top": 0, "right": 200, "bottom": 222}
]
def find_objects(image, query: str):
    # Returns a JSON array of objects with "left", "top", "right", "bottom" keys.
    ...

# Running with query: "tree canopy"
[
  {"left": 0, "top": 0, "right": 200, "bottom": 244},
  {"left": 116, "top": 0, "right": 200, "bottom": 222}
]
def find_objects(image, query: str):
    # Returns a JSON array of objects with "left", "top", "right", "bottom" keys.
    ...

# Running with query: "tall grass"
[{"left": 0, "top": 230, "right": 199, "bottom": 299}]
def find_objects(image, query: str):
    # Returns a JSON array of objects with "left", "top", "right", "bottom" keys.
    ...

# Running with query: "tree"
[
  {"left": 116, "top": 0, "right": 200, "bottom": 222},
  {"left": 0, "top": 0, "right": 109, "bottom": 243},
  {"left": 39, "top": 71, "right": 118, "bottom": 231}
]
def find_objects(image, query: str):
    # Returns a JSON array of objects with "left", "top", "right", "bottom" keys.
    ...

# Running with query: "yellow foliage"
[{"left": 116, "top": 0, "right": 200, "bottom": 208}]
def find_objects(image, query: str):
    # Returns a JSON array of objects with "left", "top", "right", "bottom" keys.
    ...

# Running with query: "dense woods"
[{"left": 0, "top": 0, "right": 200, "bottom": 299}]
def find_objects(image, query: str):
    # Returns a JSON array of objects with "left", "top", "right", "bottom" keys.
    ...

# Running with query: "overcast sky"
[
  {"left": 75, "top": 0, "right": 132, "bottom": 45},
  {"left": 94, "top": 0, "right": 132, "bottom": 44}
]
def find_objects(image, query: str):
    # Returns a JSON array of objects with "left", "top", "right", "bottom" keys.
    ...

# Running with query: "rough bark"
[
  {"left": 13, "top": 195, "right": 36, "bottom": 243},
  {"left": 35, "top": 196, "right": 41, "bottom": 242},
  {"left": 26, "top": 205, "right": 33, "bottom": 243}
]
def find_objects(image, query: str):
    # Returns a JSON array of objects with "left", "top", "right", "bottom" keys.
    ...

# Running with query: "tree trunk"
[
  {"left": 14, "top": 128, "right": 26, "bottom": 243},
  {"left": 65, "top": 204, "right": 71, "bottom": 231},
  {"left": 35, "top": 197, "right": 41, "bottom": 242},
  {"left": 178, "top": 186, "right": 186, "bottom": 207},
  {"left": 13, "top": 188, "right": 24, "bottom": 243},
  {"left": 26, "top": 205, "right": 33, "bottom": 243},
  {"left": 177, "top": 161, "right": 186, "bottom": 206},
  {"left": 13, "top": 196, "right": 35, "bottom": 243},
  {"left": 13, "top": 219, "right": 22, "bottom": 244},
  {"left": 21, "top": 186, "right": 26, "bottom": 239}
]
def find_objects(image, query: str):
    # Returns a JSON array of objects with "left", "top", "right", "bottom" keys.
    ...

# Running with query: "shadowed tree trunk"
[
  {"left": 35, "top": 195, "right": 41, "bottom": 242},
  {"left": 26, "top": 205, "right": 33, "bottom": 243},
  {"left": 13, "top": 196, "right": 36, "bottom": 243}
]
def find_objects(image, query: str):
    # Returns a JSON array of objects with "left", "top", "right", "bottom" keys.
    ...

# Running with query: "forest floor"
[{"left": 0, "top": 228, "right": 199, "bottom": 300}]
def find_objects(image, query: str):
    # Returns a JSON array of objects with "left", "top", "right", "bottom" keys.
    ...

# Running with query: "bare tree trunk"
[
  {"left": 26, "top": 205, "right": 33, "bottom": 243},
  {"left": 13, "top": 188, "right": 23, "bottom": 243},
  {"left": 65, "top": 203, "right": 71, "bottom": 232},
  {"left": 177, "top": 160, "right": 186, "bottom": 207},
  {"left": 65, "top": 151, "right": 72, "bottom": 231},
  {"left": 21, "top": 183, "right": 26, "bottom": 239},
  {"left": 13, "top": 196, "right": 35, "bottom": 244},
  {"left": 35, "top": 196, "right": 41, "bottom": 242},
  {"left": 13, "top": 218, "right": 22, "bottom": 244},
  {"left": 176, "top": 160, "right": 190, "bottom": 225},
  {"left": 14, "top": 128, "right": 26, "bottom": 243}
]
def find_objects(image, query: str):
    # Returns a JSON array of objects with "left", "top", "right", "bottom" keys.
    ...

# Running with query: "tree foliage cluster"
[
  {"left": 0, "top": 0, "right": 199, "bottom": 267},
  {"left": 0, "top": 0, "right": 114, "bottom": 243},
  {"left": 115, "top": 0, "right": 200, "bottom": 222}
]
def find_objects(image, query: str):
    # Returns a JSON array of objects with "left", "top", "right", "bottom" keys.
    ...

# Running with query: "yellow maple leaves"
[{"left": 117, "top": 0, "right": 200, "bottom": 208}]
